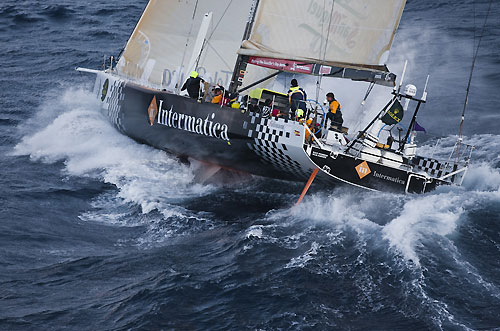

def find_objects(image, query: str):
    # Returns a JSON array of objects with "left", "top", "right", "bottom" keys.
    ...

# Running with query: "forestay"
[
  {"left": 238, "top": 0, "right": 406, "bottom": 73},
  {"left": 116, "top": 0, "right": 253, "bottom": 89}
]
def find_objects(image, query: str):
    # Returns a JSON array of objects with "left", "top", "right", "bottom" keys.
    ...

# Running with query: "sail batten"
[{"left": 238, "top": 0, "right": 406, "bottom": 72}]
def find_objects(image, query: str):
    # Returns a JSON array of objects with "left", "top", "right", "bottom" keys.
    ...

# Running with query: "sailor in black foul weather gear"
[
  {"left": 288, "top": 79, "right": 307, "bottom": 117},
  {"left": 181, "top": 71, "right": 205, "bottom": 99},
  {"left": 261, "top": 99, "right": 273, "bottom": 118}
]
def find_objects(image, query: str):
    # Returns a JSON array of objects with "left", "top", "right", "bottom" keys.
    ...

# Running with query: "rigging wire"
[
  {"left": 194, "top": 0, "right": 235, "bottom": 70},
  {"left": 363, "top": 82, "right": 375, "bottom": 102},
  {"left": 458, "top": 0, "right": 492, "bottom": 140},
  {"left": 176, "top": 0, "right": 200, "bottom": 93},
  {"left": 205, "top": 42, "right": 232, "bottom": 72},
  {"left": 314, "top": 0, "right": 328, "bottom": 102}
]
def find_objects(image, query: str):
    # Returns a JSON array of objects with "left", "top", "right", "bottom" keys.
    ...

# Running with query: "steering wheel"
[{"left": 305, "top": 99, "right": 326, "bottom": 135}]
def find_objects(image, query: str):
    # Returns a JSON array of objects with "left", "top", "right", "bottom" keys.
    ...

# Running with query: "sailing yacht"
[{"left": 77, "top": 0, "right": 473, "bottom": 194}]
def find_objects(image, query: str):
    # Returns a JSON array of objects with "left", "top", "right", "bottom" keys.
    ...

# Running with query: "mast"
[{"left": 228, "top": 0, "right": 260, "bottom": 94}]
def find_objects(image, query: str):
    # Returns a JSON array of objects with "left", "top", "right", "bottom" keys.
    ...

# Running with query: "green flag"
[{"left": 381, "top": 99, "right": 404, "bottom": 125}]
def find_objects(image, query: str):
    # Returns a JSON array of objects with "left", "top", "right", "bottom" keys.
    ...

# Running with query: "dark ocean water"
[{"left": 1, "top": 0, "right": 500, "bottom": 330}]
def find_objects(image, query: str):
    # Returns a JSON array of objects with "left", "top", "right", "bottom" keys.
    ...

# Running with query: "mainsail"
[
  {"left": 116, "top": 0, "right": 254, "bottom": 89},
  {"left": 238, "top": 0, "right": 406, "bottom": 84}
]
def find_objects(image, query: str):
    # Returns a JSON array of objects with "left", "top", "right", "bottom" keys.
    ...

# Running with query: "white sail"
[
  {"left": 116, "top": 0, "right": 254, "bottom": 88},
  {"left": 185, "top": 12, "right": 213, "bottom": 83},
  {"left": 238, "top": 0, "right": 406, "bottom": 71}
]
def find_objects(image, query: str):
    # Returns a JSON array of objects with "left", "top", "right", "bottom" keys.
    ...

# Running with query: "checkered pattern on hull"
[
  {"left": 412, "top": 156, "right": 454, "bottom": 180},
  {"left": 247, "top": 113, "right": 290, "bottom": 141},
  {"left": 247, "top": 113, "right": 310, "bottom": 180},
  {"left": 106, "top": 80, "right": 125, "bottom": 132}
]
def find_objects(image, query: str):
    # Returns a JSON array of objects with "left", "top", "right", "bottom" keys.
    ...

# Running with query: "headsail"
[
  {"left": 116, "top": 0, "right": 254, "bottom": 89},
  {"left": 238, "top": 0, "right": 406, "bottom": 84}
]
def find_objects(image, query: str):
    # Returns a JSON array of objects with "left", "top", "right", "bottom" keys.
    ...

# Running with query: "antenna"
[
  {"left": 421, "top": 75, "right": 430, "bottom": 102},
  {"left": 397, "top": 60, "right": 408, "bottom": 94}
]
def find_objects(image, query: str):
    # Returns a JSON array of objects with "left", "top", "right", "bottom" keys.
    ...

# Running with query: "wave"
[
  {"left": 0, "top": 5, "right": 41, "bottom": 24},
  {"left": 12, "top": 85, "right": 500, "bottom": 265},
  {"left": 12, "top": 13, "right": 43, "bottom": 24},
  {"left": 10, "top": 43, "right": 500, "bottom": 329},
  {"left": 41, "top": 5, "right": 75, "bottom": 20},
  {"left": 14, "top": 85, "right": 500, "bottom": 243},
  {"left": 93, "top": 8, "right": 116, "bottom": 16},
  {"left": 0, "top": 118, "right": 19, "bottom": 126},
  {"left": 239, "top": 178, "right": 499, "bottom": 328},
  {"left": 88, "top": 30, "right": 117, "bottom": 38},
  {"left": 13, "top": 87, "right": 217, "bottom": 244}
]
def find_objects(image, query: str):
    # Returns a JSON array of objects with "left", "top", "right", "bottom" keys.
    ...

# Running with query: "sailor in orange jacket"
[
  {"left": 304, "top": 117, "right": 315, "bottom": 142},
  {"left": 326, "top": 92, "right": 343, "bottom": 126},
  {"left": 211, "top": 88, "right": 223, "bottom": 104}
]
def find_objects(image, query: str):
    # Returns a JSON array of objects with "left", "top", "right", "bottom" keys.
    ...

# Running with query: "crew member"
[
  {"left": 211, "top": 88, "right": 223, "bottom": 104},
  {"left": 295, "top": 108, "right": 305, "bottom": 122},
  {"left": 326, "top": 92, "right": 343, "bottom": 127},
  {"left": 288, "top": 79, "right": 307, "bottom": 117},
  {"left": 181, "top": 71, "right": 204, "bottom": 99},
  {"left": 261, "top": 99, "right": 273, "bottom": 118},
  {"left": 304, "top": 117, "right": 315, "bottom": 142},
  {"left": 230, "top": 93, "right": 241, "bottom": 109}
]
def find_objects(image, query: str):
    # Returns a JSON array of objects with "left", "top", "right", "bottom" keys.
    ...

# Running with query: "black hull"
[
  {"left": 103, "top": 77, "right": 314, "bottom": 182},
  {"left": 95, "top": 72, "right": 451, "bottom": 194},
  {"left": 306, "top": 147, "right": 445, "bottom": 193}
]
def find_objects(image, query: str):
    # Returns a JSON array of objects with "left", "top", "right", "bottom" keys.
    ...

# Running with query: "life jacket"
[
  {"left": 288, "top": 86, "right": 307, "bottom": 112},
  {"left": 329, "top": 100, "right": 341, "bottom": 114},
  {"left": 304, "top": 118, "right": 315, "bottom": 141},
  {"left": 288, "top": 86, "right": 306, "bottom": 104},
  {"left": 328, "top": 100, "right": 344, "bottom": 126},
  {"left": 211, "top": 94, "right": 222, "bottom": 104}
]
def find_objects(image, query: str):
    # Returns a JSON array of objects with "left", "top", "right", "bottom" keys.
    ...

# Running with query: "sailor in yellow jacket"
[{"left": 288, "top": 79, "right": 307, "bottom": 118}]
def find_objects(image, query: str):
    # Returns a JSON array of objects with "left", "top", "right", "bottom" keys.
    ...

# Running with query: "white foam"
[
  {"left": 382, "top": 193, "right": 463, "bottom": 265},
  {"left": 462, "top": 162, "right": 500, "bottom": 192},
  {"left": 289, "top": 191, "right": 379, "bottom": 231},
  {"left": 13, "top": 87, "right": 500, "bottom": 261},
  {"left": 245, "top": 225, "right": 264, "bottom": 239},
  {"left": 13, "top": 87, "right": 214, "bottom": 218},
  {"left": 285, "top": 242, "right": 320, "bottom": 269},
  {"left": 285, "top": 165, "right": 500, "bottom": 267}
]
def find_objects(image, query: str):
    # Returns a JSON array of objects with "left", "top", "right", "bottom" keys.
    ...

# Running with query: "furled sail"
[
  {"left": 238, "top": 0, "right": 406, "bottom": 75},
  {"left": 116, "top": 0, "right": 254, "bottom": 89}
]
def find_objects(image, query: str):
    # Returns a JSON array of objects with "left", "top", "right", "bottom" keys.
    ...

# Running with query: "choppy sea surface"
[{"left": 1, "top": 0, "right": 500, "bottom": 330}]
